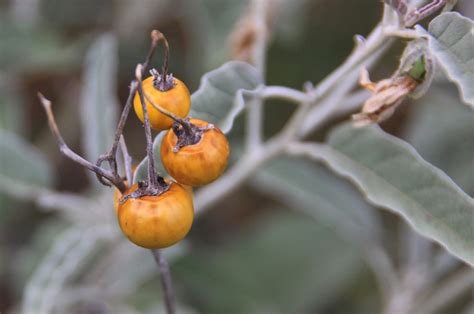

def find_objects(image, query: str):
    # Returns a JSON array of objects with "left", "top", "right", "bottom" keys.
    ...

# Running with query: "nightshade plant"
[{"left": 0, "top": 0, "right": 472, "bottom": 313}]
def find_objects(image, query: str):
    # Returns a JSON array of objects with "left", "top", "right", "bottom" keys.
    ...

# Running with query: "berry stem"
[
  {"left": 151, "top": 249, "right": 176, "bottom": 314},
  {"left": 140, "top": 87, "right": 197, "bottom": 137},
  {"left": 138, "top": 79, "right": 203, "bottom": 147},
  {"left": 136, "top": 67, "right": 158, "bottom": 189},
  {"left": 151, "top": 30, "right": 170, "bottom": 86}
]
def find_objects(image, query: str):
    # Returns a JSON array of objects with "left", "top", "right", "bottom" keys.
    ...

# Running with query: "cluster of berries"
[
  {"left": 114, "top": 64, "right": 229, "bottom": 249},
  {"left": 40, "top": 30, "right": 229, "bottom": 251}
]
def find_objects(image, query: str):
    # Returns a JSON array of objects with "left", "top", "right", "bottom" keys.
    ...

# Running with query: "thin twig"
[
  {"left": 96, "top": 30, "right": 162, "bottom": 189},
  {"left": 245, "top": 0, "right": 268, "bottom": 152},
  {"left": 405, "top": 0, "right": 448, "bottom": 27},
  {"left": 195, "top": 10, "right": 399, "bottom": 213},
  {"left": 261, "top": 86, "right": 309, "bottom": 104},
  {"left": 135, "top": 65, "right": 158, "bottom": 188},
  {"left": 142, "top": 88, "right": 182, "bottom": 123},
  {"left": 413, "top": 267, "right": 473, "bottom": 314},
  {"left": 151, "top": 250, "right": 176, "bottom": 314},
  {"left": 38, "top": 93, "right": 125, "bottom": 191}
]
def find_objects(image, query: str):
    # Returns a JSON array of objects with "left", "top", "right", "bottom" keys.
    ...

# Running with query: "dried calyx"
[
  {"left": 151, "top": 68, "right": 175, "bottom": 92},
  {"left": 171, "top": 119, "right": 214, "bottom": 152},
  {"left": 120, "top": 175, "right": 170, "bottom": 203}
]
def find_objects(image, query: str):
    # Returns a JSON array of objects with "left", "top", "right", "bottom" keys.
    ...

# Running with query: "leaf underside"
[
  {"left": 317, "top": 123, "right": 474, "bottom": 265},
  {"left": 427, "top": 12, "right": 474, "bottom": 107}
]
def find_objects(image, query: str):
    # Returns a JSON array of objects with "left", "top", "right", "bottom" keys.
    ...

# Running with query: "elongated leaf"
[
  {"left": 253, "top": 157, "right": 381, "bottom": 245},
  {"left": 79, "top": 34, "right": 119, "bottom": 185},
  {"left": 403, "top": 85, "right": 474, "bottom": 195},
  {"left": 0, "top": 86, "right": 24, "bottom": 134},
  {"left": 306, "top": 123, "right": 474, "bottom": 265},
  {"left": 427, "top": 12, "right": 474, "bottom": 107},
  {"left": 0, "top": 131, "right": 53, "bottom": 187},
  {"left": 173, "top": 211, "right": 362, "bottom": 314},
  {"left": 190, "top": 61, "right": 262, "bottom": 133}
]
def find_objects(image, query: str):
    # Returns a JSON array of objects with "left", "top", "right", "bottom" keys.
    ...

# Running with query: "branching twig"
[
  {"left": 38, "top": 93, "right": 126, "bottom": 191},
  {"left": 413, "top": 267, "right": 473, "bottom": 314},
  {"left": 260, "top": 86, "right": 309, "bottom": 104},
  {"left": 195, "top": 15, "right": 396, "bottom": 213},
  {"left": 245, "top": 0, "right": 269, "bottom": 152},
  {"left": 135, "top": 37, "right": 178, "bottom": 314},
  {"left": 96, "top": 30, "right": 163, "bottom": 190},
  {"left": 135, "top": 65, "right": 158, "bottom": 188}
]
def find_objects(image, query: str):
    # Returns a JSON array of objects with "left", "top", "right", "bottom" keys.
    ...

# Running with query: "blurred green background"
[{"left": 0, "top": 0, "right": 473, "bottom": 313}]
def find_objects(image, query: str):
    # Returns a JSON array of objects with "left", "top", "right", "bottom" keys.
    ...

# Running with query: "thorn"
[
  {"left": 354, "top": 34, "right": 366, "bottom": 47},
  {"left": 37, "top": 92, "right": 52, "bottom": 109},
  {"left": 135, "top": 64, "right": 143, "bottom": 80},
  {"left": 303, "top": 81, "right": 314, "bottom": 93}
]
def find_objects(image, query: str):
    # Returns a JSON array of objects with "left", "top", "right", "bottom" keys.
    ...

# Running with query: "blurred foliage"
[
  {"left": 173, "top": 211, "right": 365, "bottom": 314},
  {"left": 0, "top": 0, "right": 473, "bottom": 313}
]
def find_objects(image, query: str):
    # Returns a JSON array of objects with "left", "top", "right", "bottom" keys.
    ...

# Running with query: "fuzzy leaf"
[
  {"left": 0, "top": 131, "right": 53, "bottom": 188},
  {"left": 190, "top": 61, "right": 262, "bottom": 133},
  {"left": 79, "top": 34, "right": 119, "bottom": 185},
  {"left": 173, "top": 212, "right": 362, "bottom": 314},
  {"left": 253, "top": 157, "right": 381, "bottom": 245},
  {"left": 403, "top": 85, "right": 474, "bottom": 195},
  {"left": 308, "top": 123, "right": 474, "bottom": 265},
  {"left": 427, "top": 12, "right": 474, "bottom": 107},
  {"left": 135, "top": 61, "right": 261, "bottom": 182}
]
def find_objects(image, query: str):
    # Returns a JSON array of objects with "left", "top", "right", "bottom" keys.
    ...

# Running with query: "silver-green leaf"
[
  {"left": 302, "top": 123, "right": 474, "bottom": 265},
  {"left": 190, "top": 61, "right": 262, "bottom": 133},
  {"left": 427, "top": 12, "right": 474, "bottom": 107},
  {"left": 403, "top": 85, "right": 474, "bottom": 195},
  {"left": 0, "top": 130, "right": 53, "bottom": 188},
  {"left": 135, "top": 61, "right": 261, "bottom": 182},
  {"left": 173, "top": 212, "right": 363, "bottom": 314},
  {"left": 253, "top": 157, "right": 381, "bottom": 245},
  {"left": 79, "top": 34, "right": 119, "bottom": 185}
]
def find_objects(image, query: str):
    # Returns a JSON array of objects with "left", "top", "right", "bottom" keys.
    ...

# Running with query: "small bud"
[{"left": 353, "top": 71, "right": 419, "bottom": 127}]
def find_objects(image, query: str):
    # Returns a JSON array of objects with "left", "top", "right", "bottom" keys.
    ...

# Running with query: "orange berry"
[
  {"left": 160, "top": 119, "right": 230, "bottom": 186},
  {"left": 133, "top": 76, "right": 191, "bottom": 130},
  {"left": 117, "top": 181, "right": 194, "bottom": 249}
]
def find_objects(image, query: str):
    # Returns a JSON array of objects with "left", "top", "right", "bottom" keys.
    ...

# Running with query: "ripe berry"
[
  {"left": 117, "top": 181, "right": 194, "bottom": 249},
  {"left": 160, "top": 118, "right": 230, "bottom": 186},
  {"left": 133, "top": 75, "right": 191, "bottom": 131}
]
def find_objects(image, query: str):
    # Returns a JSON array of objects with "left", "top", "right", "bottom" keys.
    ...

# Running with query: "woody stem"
[
  {"left": 136, "top": 78, "right": 158, "bottom": 188},
  {"left": 96, "top": 29, "right": 163, "bottom": 190},
  {"left": 151, "top": 249, "right": 176, "bottom": 314},
  {"left": 38, "top": 93, "right": 126, "bottom": 192}
]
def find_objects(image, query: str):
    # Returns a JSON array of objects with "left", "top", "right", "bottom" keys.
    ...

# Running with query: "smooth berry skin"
[
  {"left": 160, "top": 119, "right": 230, "bottom": 186},
  {"left": 133, "top": 76, "right": 191, "bottom": 131},
  {"left": 117, "top": 182, "right": 194, "bottom": 249}
]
